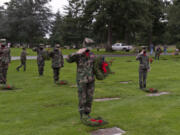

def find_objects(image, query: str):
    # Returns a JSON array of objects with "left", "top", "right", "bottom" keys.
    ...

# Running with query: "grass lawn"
[
  {"left": 10, "top": 48, "right": 135, "bottom": 56},
  {"left": 1, "top": 55, "right": 180, "bottom": 135},
  {"left": 10, "top": 46, "right": 177, "bottom": 57}
]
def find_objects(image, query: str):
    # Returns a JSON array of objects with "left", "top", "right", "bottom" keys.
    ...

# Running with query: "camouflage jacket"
[
  {"left": 66, "top": 52, "right": 95, "bottom": 83},
  {"left": 32, "top": 48, "right": 46, "bottom": 64},
  {"left": 49, "top": 49, "right": 64, "bottom": 68},
  {"left": 155, "top": 48, "right": 162, "bottom": 55},
  {"left": 136, "top": 54, "right": 150, "bottom": 70},
  {"left": 0, "top": 47, "right": 11, "bottom": 66},
  {"left": 20, "top": 50, "right": 27, "bottom": 61}
]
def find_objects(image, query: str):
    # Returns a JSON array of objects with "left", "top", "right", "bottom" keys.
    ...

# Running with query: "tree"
[
  {"left": 4, "top": 0, "right": 52, "bottom": 46},
  {"left": 168, "top": 0, "right": 180, "bottom": 44},
  {"left": 50, "top": 11, "right": 64, "bottom": 46},
  {"left": 0, "top": 6, "right": 7, "bottom": 38},
  {"left": 50, "top": 0, "right": 89, "bottom": 47},
  {"left": 84, "top": 0, "right": 151, "bottom": 51}
]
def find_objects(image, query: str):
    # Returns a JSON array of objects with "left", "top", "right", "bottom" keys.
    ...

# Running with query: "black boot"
[
  {"left": 139, "top": 84, "right": 143, "bottom": 90},
  {"left": 16, "top": 67, "right": 19, "bottom": 72}
]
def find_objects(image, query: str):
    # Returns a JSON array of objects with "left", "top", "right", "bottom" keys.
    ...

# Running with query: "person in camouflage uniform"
[
  {"left": 0, "top": 43, "right": 11, "bottom": 84},
  {"left": 136, "top": 49, "right": 150, "bottom": 89},
  {"left": 32, "top": 44, "right": 46, "bottom": 76},
  {"left": 66, "top": 48, "right": 95, "bottom": 119},
  {"left": 155, "top": 46, "right": 162, "bottom": 60},
  {"left": 16, "top": 47, "right": 27, "bottom": 71},
  {"left": 49, "top": 44, "right": 64, "bottom": 83}
]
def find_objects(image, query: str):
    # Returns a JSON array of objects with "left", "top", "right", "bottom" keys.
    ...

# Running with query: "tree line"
[{"left": 0, "top": 0, "right": 179, "bottom": 51}]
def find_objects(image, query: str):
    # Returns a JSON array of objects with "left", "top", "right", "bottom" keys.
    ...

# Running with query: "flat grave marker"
[
  {"left": 91, "top": 127, "right": 126, "bottom": 135},
  {"left": 147, "top": 92, "right": 170, "bottom": 97},
  {"left": 94, "top": 98, "right": 120, "bottom": 102}
]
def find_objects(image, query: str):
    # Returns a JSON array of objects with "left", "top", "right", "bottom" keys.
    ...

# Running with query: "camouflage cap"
[
  {"left": 1, "top": 42, "right": 6, "bottom": 45},
  {"left": 39, "top": 44, "right": 44, "bottom": 46},
  {"left": 55, "top": 44, "right": 60, "bottom": 48},
  {"left": 39, "top": 44, "right": 44, "bottom": 48},
  {"left": 0, "top": 39, "right": 6, "bottom": 42},
  {"left": 0, "top": 39, "right": 6, "bottom": 45}
]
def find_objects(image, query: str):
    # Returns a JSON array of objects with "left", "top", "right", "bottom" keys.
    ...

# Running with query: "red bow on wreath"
[
  {"left": 149, "top": 88, "right": 154, "bottom": 92},
  {"left": 90, "top": 119, "right": 103, "bottom": 124},
  {"left": 85, "top": 52, "right": 90, "bottom": 57},
  {"left": 102, "top": 62, "right": 108, "bottom": 73}
]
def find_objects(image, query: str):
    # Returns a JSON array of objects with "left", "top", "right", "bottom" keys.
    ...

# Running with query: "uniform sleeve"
[
  {"left": 48, "top": 51, "right": 53, "bottom": 58},
  {"left": 61, "top": 51, "right": 64, "bottom": 66},
  {"left": 66, "top": 53, "right": 79, "bottom": 63},
  {"left": 147, "top": 57, "right": 150, "bottom": 69},
  {"left": 8, "top": 49, "right": 11, "bottom": 63},
  {"left": 32, "top": 47, "right": 37, "bottom": 52},
  {"left": 136, "top": 53, "right": 142, "bottom": 60}
]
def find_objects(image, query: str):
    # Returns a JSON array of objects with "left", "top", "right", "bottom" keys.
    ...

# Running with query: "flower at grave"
[
  {"left": 149, "top": 88, "right": 154, "bottom": 92},
  {"left": 90, "top": 119, "right": 97, "bottom": 122},
  {"left": 149, "top": 58, "right": 153, "bottom": 64},
  {"left": 7, "top": 85, "right": 11, "bottom": 89},
  {"left": 98, "top": 120, "right": 103, "bottom": 124}
]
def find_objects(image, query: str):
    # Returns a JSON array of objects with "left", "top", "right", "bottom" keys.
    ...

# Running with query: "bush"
[{"left": 176, "top": 42, "right": 180, "bottom": 50}]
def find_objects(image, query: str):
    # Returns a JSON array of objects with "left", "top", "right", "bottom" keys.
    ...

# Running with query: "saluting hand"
[
  {"left": 140, "top": 50, "right": 144, "bottom": 55},
  {"left": 77, "top": 48, "right": 87, "bottom": 54}
]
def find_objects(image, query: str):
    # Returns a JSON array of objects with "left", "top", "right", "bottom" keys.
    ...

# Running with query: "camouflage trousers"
[
  {"left": 155, "top": 53, "right": 160, "bottom": 60},
  {"left": 53, "top": 68, "right": 60, "bottom": 82},
  {"left": 77, "top": 81, "right": 95, "bottom": 116},
  {"left": 17, "top": 60, "right": 26, "bottom": 71},
  {"left": 0, "top": 66, "right": 8, "bottom": 84},
  {"left": 139, "top": 69, "right": 148, "bottom": 89},
  {"left": 37, "top": 60, "right": 45, "bottom": 76},
  {"left": 38, "top": 66, "right": 44, "bottom": 76}
]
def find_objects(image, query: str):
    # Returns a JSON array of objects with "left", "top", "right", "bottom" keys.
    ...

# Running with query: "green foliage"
[
  {"left": 0, "top": 0, "right": 52, "bottom": 45},
  {"left": 168, "top": 0, "right": 180, "bottom": 44},
  {"left": 50, "top": 11, "right": 64, "bottom": 46},
  {"left": 176, "top": 42, "right": 180, "bottom": 50},
  {"left": 0, "top": 0, "right": 179, "bottom": 47},
  {"left": 49, "top": 0, "right": 169, "bottom": 49}
]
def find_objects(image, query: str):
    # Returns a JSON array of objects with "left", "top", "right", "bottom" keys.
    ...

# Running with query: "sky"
[{"left": 0, "top": 0, "right": 68, "bottom": 13}]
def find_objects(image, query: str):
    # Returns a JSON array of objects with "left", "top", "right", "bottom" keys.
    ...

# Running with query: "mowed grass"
[
  {"left": 1, "top": 55, "right": 180, "bottom": 135},
  {"left": 10, "top": 48, "right": 134, "bottom": 56},
  {"left": 10, "top": 45, "right": 177, "bottom": 57}
]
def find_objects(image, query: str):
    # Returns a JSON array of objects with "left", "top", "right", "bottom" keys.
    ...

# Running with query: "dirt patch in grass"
[
  {"left": 94, "top": 97, "right": 120, "bottom": 102},
  {"left": 147, "top": 92, "right": 170, "bottom": 97},
  {"left": 91, "top": 127, "right": 126, "bottom": 135}
]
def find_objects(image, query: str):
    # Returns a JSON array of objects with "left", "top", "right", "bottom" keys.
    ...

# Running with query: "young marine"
[
  {"left": 49, "top": 44, "right": 64, "bottom": 83},
  {"left": 155, "top": 46, "right": 162, "bottom": 60},
  {"left": 16, "top": 47, "right": 27, "bottom": 71},
  {"left": 32, "top": 44, "right": 46, "bottom": 76},
  {"left": 136, "top": 49, "right": 150, "bottom": 89},
  {"left": 0, "top": 42, "right": 11, "bottom": 84},
  {"left": 66, "top": 48, "right": 95, "bottom": 119}
]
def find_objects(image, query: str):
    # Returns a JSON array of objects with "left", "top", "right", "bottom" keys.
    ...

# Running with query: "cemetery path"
[{"left": 11, "top": 53, "right": 173, "bottom": 60}]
